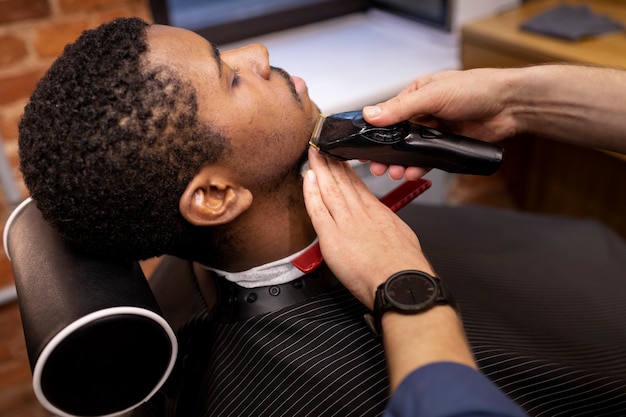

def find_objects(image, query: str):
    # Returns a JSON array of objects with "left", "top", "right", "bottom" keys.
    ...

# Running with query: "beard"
[
  {"left": 230, "top": 129, "right": 308, "bottom": 201},
  {"left": 259, "top": 144, "right": 308, "bottom": 195}
]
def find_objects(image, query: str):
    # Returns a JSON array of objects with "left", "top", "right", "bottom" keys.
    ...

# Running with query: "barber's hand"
[
  {"left": 303, "top": 148, "right": 434, "bottom": 309},
  {"left": 363, "top": 68, "right": 518, "bottom": 180}
]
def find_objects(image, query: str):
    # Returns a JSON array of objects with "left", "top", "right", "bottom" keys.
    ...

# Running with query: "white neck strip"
[{"left": 203, "top": 238, "right": 318, "bottom": 288}]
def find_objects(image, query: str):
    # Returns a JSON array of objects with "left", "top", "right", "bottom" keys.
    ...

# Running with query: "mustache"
[{"left": 271, "top": 65, "right": 301, "bottom": 104}]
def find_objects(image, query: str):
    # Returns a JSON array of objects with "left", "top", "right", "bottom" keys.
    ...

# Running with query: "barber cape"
[
  {"left": 129, "top": 204, "right": 626, "bottom": 417},
  {"left": 131, "top": 262, "right": 389, "bottom": 417}
]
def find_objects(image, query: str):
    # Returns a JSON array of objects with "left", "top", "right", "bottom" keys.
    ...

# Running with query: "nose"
[{"left": 223, "top": 43, "right": 271, "bottom": 80}]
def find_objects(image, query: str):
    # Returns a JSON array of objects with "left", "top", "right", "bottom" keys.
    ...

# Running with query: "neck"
[{"left": 200, "top": 188, "right": 316, "bottom": 272}]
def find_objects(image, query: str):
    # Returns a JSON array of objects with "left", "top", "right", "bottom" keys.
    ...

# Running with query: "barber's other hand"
[
  {"left": 363, "top": 68, "right": 518, "bottom": 181},
  {"left": 303, "top": 148, "right": 434, "bottom": 309}
]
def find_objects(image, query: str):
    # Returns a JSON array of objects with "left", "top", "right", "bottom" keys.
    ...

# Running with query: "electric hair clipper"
[{"left": 309, "top": 111, "right": 503, "bottom": 175}]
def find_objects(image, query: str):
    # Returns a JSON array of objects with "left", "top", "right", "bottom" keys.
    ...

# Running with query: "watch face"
[{"left": 385, "top": 272, "right": 438, "bottom": 311}]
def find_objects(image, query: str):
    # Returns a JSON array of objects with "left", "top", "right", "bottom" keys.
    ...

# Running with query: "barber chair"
[{"left": 3, "top": 198, "right": 177, "bottom": 417}]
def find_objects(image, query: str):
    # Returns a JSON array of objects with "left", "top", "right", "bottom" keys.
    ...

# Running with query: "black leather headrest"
[{"left": 3, "top": 198, "right": 178, "bottom": 417}]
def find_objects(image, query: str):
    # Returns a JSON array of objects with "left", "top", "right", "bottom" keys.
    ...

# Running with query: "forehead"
[
  {"left": 145, "top": 25, "right": 220, "bottom": 74},
  {"left": 147, "top": 24, "right": 203, "bottom": 46}
]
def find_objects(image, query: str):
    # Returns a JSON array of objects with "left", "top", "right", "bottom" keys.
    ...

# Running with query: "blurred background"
[{"left": 4, "top": 0, "right": 626, "bottom": 415}]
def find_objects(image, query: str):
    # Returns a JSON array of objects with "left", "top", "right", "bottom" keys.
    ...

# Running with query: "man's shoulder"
[{"left": 148, "top": 256, "right": 211, "bottom": 331}]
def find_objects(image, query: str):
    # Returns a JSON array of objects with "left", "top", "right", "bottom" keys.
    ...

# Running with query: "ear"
[{"left": 179, "top": 166, "right": 253, "bottom": 226}]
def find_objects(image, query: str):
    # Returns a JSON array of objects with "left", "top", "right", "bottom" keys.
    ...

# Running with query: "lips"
[{"left": 291, "top": 75, "right": 306, "bottom": 94}]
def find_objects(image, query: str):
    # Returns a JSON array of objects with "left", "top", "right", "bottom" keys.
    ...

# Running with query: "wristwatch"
[{"left": 364, "top": 270, "right": 455, "bottom": 336}]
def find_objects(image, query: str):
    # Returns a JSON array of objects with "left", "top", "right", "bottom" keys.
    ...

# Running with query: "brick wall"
[{"left": 0, "top": 0, "right": 153, "bottom": 201}]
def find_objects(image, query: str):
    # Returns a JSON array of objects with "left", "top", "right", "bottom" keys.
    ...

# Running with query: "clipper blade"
[{"left": 308, "top": 114, "right": 326, "bottom": 151}]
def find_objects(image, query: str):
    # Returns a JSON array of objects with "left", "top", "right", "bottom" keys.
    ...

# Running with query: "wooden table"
[{"left": 460, "top": 0, "right": 626, "bottom": 238}]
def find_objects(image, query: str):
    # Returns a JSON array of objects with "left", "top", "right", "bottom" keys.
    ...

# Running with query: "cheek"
[{"left": 220, "top": 88, "right": 315, "bottom": 151}]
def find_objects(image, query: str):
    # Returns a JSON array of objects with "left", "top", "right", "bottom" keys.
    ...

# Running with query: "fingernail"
[
  {"left": 305, "top": 169, "right": 316, "bottom": 183},
  {"left": 363, "top": 105, "right": 381, "bottom": 118}
]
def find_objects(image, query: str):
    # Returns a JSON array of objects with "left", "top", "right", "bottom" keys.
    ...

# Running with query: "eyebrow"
[{"left": 210, "top": 41, "right": 222, "bottom": 78}]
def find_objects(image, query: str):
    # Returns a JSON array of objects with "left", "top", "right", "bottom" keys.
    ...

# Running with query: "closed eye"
[{"left": 232, "top": 67, "right": 241, "bottom": 87}]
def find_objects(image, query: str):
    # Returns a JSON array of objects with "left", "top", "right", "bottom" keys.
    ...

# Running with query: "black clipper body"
[{"left": 309, "top": 111, "right": 503, "bottom": 175}]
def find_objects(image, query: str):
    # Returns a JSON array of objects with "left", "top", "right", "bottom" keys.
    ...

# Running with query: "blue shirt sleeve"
[{"left": 384, "top": 362, "right": 528, "bottom": 417}]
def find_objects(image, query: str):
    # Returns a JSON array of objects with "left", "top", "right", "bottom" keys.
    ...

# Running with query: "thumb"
[{"left": 363, "top": 93, "right": 423, "bottom": 127}]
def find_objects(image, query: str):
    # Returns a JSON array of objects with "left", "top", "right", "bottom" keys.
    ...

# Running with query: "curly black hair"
[{"left": 18, "top": 17, "right": 230, "bottom": 261}]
